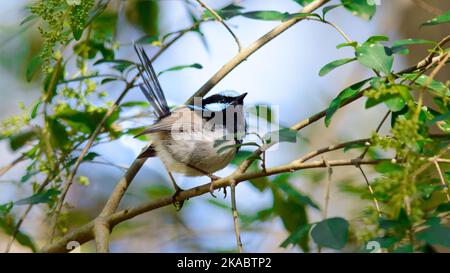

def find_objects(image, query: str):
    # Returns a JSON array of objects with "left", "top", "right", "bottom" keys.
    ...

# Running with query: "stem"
[{"left": 230, "top": 180, "right": 243, "bottom": 253}]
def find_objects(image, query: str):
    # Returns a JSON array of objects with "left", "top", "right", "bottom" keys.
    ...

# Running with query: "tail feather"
[{"left": 134, "top": 45, "right": 170, "bottom": 119}]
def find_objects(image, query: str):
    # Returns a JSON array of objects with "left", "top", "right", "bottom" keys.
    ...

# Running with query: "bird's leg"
[
  {"left": 163, "top": 163, "right": 184, "bottom": 210},
  {"left": 186, "top": 163, "right": 225, "bottom": 198}
]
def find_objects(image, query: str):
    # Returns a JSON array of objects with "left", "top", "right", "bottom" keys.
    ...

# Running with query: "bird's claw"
[{"left": 208, "top": 174, "right": 221, "bottom": 198}]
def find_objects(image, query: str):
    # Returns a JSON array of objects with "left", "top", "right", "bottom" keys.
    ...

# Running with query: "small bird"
[{"left": 133, "top": 46, "right": 247, "bottom": 205}]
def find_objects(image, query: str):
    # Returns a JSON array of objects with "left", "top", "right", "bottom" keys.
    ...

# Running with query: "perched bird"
[{"left": 133, "top": 46, "right": 247, "bottom": 204}]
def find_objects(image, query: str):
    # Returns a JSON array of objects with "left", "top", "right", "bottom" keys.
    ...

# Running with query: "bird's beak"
[{"left": 235, "top": 92, "right": 247, "bottom": 103}]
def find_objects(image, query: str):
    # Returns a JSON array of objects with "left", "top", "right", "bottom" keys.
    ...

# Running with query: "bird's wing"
[{"left": 134, "top": 107, "right": 203, "bottom": 136}]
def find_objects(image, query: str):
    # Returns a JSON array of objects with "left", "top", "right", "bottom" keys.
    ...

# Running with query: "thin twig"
[
  {"left": 357, "top": 166, "right": 382, "bottom": 216},
  {"left": 0, "top": 154, "right": 26, "bottom": 178},
  {"left": 433, "top": 159, "right": 450, "bottom": 202},
  {"left": 194, "top": 0, "right": 242, "bottom": 52},
  {"left": 230, "top": 180, "right": 243, "bottom": 253}
]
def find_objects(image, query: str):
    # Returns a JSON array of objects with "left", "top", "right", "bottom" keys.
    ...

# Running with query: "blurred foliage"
[{"left": 0, "top": 0, "right": 449, "bottom": 253}]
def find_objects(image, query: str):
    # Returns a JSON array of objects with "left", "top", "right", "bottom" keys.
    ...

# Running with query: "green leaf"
[
  {"left": 356, "top": 42, "right": 394, "bottom": 75},
  {"left": 402, "top": 73, "right": 450, "bottom": 97},
  {"left": 325, "top": 78, "right": 371, "bottom": 127},
  {"left": 280, "top": 224, "right": 311, "bottom": 248},
  {"left": 30, "top": 100, "right": 42, "bottom": 119},
  {"left": 158, "top": 63, "right": 203, "bottom": 76},
  {"left": 241, "top": 11, "right": 288, "bottom": 21},
  {"left": 391, "top": 39, "right": 435, "bottom": 55},
  {"left": 322, "top": 4, "right": 342, "bottom": 19},
  {"left": 366, "top": 35, "right": 389, "bottom": 43},
  {"left": 375, "top": 161, "right": 404, "bottom": 173},
  {"left": 417, "top": 223, "right": 450, "bottom": 248},
  {"left": 422, "top": 11, "right": 450, "bottom": 26},
  {"left": 20, "top": 14, "right": 38, "bottom": 26},
  {"left": 100, "top": 77, "right": 118, "bottom": 85},
  {"left": 202, "top": 4, "right": 244, "bottom": 20},
  {"left": 365, "top": 85, "right": 411, "bottom": 112},
  {"left": 0, "top": 216, "right": 37, "bottom": 252},
  {"left": 341, "top": 0, "right": 376, "bottom": 20},
  {"left": 9, "top": 130, "right": 38, "bottom": 151},
  {"left": 336, "top": 41, "right": 358, "bottom": 49},
  {"left": 319, "top": 58, "right": 356, "bottom": 76},
  {"left": 311, "top": 217, "right": 349, "bottom": 249},
  {"left": 14, "top": 189, "right": 60, "bottom": 206},
  {"left": 126, "top": 0, "right": 159, "bottom": 36},
  {"left": 272, "top": 174, "right": 320, "bottom": 210},
  {"left": 26, "top": 55, "right": 42, "bottom": 82},
  {"left": 47, "top": 117, "right": 70, "bottom": 150},
  {"left": 67, "top": 152, "right": 100, "bottom": 167},
  {"left": 121, "top": 101, "right": 150, "bottom": 108},
  {"left": 273, "top": 189, "right": 310, "bottom": 252}
]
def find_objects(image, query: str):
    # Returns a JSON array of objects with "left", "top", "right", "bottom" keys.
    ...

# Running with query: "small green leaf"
[
  {"left": 311, "top": 217, "right": 349, "bottom": 249},
  {"left": 26, "top": 56, "right": 42, "bottom": 82},
  {"left": 14, "top": 189, "right": 60, "bottom": 206},
  {"left": 30, "top": 100, "right": 42, "bottom": 119},
  {"left": 341, "top": 0, "right": 376, "bottom": 20},
  {"left": 422, "top": 11, "right": 450, "bottom": 26},
  {"left": 280, "top": 224, "right": 311, "bottom": 248},
  {"left": 375, "top": 161, "right": 404, "bottom": 173},
  {"left": 0, "top": 216, "right": 37, "bottom": 252},
  {"left": 319, "top": 58, "right": 356, "bottom": 76},
  {"left": 336, "top": 41, "right": 358, "bottom": 49},
  {"left": 121, "top": 101, "right": 150, "bottom": 108},
  {"left": 391, "top": 39, "right": 435, "bottom": 55},
  {"left": 202, "top": 4, "right": 244, "bottom": 20},
  {"left": 322, "top": 4, "right": 342, "bottom": 19},
  {"left": 402, "top": 73, "right": 450, "bottom": 96},
  {"left": 242, "top": 11, "right": 288, "bottom": 21},
  {"left": 9, "top": 130, "right": 38, "bottom": 151},
  {"left": 20, "top": 14, "right": 37, "bottom": 26},
  {"left": 272, "top": 174, "right": 320, "bottom": 210},
  {"left": 366, "top": 35, "right": 389, "bottom": 43},
  {"left": 356, "top": 42, "right": 394, "bottom": 75},
  {"left": 158, "top": 63, "right": 203, "bottom": 76},
  {"left": 325, "top": 78, "right": 371, "bottom": 127}
]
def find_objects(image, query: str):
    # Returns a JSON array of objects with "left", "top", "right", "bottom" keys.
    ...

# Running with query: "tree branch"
[{"left": 41, "top": 157, "right": 389, "bottom": 253}]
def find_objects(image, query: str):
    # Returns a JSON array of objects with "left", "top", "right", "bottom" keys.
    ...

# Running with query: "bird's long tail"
[{"left": 134, "top": 45, "right": 171, "bottom": 119}]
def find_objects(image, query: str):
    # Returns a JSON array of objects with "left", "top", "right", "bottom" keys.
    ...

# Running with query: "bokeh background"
[{"left": 0, "top": 0, "right": 449, "bottom": 252}]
